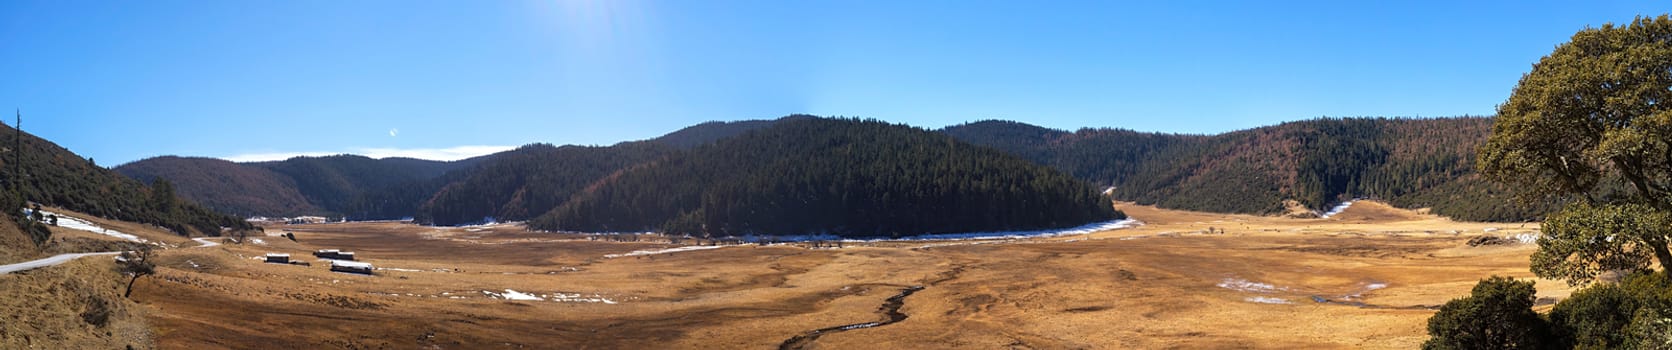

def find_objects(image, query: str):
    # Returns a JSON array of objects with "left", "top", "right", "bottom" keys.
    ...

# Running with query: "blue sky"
[{"left": 0, "top": 1, "right": 1664, "bottom": 165}]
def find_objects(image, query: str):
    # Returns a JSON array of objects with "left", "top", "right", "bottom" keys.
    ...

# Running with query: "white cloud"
[
  {"left": 219, "top": 145, "right": 516, "bottom": 163},
  {"left": 219, "top": 151, "right": 340, "bottom": 162},
  {"left": 389, "top": 128, "right": 399, "bottom": 137},
  {"left": 356, "top": 145, "right": 515, "bottom": 160}
]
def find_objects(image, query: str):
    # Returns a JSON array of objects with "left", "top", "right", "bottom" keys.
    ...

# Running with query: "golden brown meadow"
[{"left": 12, "top": 201, "right": 1566, "bottom": 349}]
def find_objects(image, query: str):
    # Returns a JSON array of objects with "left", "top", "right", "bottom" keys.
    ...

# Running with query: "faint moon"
[{"left": 389, "top": 128, "right": 399, "bottom": 137}]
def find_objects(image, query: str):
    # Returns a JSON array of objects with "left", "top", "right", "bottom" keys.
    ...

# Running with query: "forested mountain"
[
  {"left": 942, "top": 117, "right": 1554, "bottom": 221},
  {"left": 121, "top": 114, "right": 1545, "bottom": 226},
  {"left": 530, "top": 118, "right": 1123, "bottom": 238},
  {"left": 116, "top": 115, "right": 802, "bottom": 221},
  {"left": 0, "top": 123, "right": 250, "bottom": 237},
  {"left": 415, "top": 142, "right": 674, "bottom": 226},
  {"left": 648, "top": 117, "right": 797, "bottom": 149},
  {"left": 117, "top": 154, "right": 485, "bottom": 219},
  {"left": 247, "top": 155, "right": 482, "bottom": 215},
  {"left": 114, "top": 156, "right": 316, "bottom": 216}
]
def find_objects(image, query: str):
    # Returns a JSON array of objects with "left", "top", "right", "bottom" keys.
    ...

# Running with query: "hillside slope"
[
  {"left": 119, "top": 115, "right": 1548, "bottom": 225},
  {"left": 0, "top": 123, "right": 249, "bottom": 239},
  {"left": 117, "top": 116, "right": 798, "bottom": 221},
  {"left": 415, "top": 142, "right": 674, "bottom": 226},
  {"left": 648, "top": 116, "right": 800, "bottom": 149},
  {"left": 531, "top": 117, "right": 1122, "bottom": 238},
  {"left": 117, "top": 154, "right": 485, "bottom": 219},
  {"left": 115, "top": 156, "right": 316, "bottom": 217},
  {"left": 942, "top": 117, "right": 1552, "bottom": 221}
]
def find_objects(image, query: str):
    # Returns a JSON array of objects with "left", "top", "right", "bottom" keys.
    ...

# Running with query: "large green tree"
[{"left": 1479, "top": 15, "right": 1672, "bottom": 285}]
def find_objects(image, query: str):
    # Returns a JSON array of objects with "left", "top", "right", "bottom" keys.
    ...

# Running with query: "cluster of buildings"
[{"left": 262, "top": 248, "right": 373, "bottom": 274}]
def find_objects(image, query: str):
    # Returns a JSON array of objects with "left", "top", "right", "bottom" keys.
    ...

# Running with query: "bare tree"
[
  {"left": 119, "top": 245, "right": 156, "bottom": 298},
  {"left": 228, "top": 228, "right": 249, "bottom": 244}
]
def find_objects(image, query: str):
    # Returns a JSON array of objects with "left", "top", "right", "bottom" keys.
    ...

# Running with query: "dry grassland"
[{"left": 100, "top": 201, "right": 1566, "bottom": 349}]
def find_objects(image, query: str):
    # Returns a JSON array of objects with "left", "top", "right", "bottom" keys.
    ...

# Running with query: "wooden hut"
[
  {"left": 313, "top": 249, "right": 356, "bottom": 260},
  {"left": 264, "top": 253, "right": 290, "bottom": 264}
]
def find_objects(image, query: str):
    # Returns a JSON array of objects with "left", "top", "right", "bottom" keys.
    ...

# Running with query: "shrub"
[
  {"left": 1550, "top": 283, "right": 1637, "bottom": 348},
  {"left": 1423, "top": 276, "right": 1552, "bottom": 350},
  {"left": 80, "top": 294, "right": 112, "bottom": 328}
]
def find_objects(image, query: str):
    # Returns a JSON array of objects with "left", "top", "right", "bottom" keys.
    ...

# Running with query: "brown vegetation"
[
  {"left": 89, "top": 200, "right": 1564, "bottom": 349},
  {"left": 0, "top": 258, "right": 154, "bottom": 349}
]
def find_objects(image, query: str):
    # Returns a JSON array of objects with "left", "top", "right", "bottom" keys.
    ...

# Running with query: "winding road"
[
  {"left": 2, "top": 212, "right": 230, "bottom": 275},
  {"left": 193, "top": 237, "right": 221, "bottom": 247},
  {"left": 0, "top": 252, "right": 120, "bottom": 274}
]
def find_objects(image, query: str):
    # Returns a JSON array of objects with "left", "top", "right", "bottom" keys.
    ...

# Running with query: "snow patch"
[
  {"left": 39, "top": 210, "right": 143, "bottom": 242},
  {"left": 1218, "top": 278, "right": 1289, "bottom": 293},
  {"left": 604, "top": 245, "right": 727, "bottom": 258},
  {"left": 914, "top": 240, "right": 1010, "bottom": 249},
  {"left": 1245, "top": 296, "right": 1292, "bottom": 304},
  {"left": 499, "top": 289, "right": 541, "bottom": 301},
  {"left": 1317, "top": 200, "right": 1356, "bottom": 219},
  {"left": 549, "top": 292, "right": 618, "bottom": 304},
  {"left": 898, "top": 219, "right": 1143, "bottom": 241},
  {"left": 478, "top": 290, "right": 618, "bottom": 304}
]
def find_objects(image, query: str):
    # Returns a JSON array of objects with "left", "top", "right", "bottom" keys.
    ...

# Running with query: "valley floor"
[{"left": 42, "top": 201, "right": 1564, "bottom": 349}]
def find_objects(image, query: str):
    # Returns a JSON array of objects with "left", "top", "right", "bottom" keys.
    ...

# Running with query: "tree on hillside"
[
  {"left": 1423, "top": 276, "right": 1552, "bottom": 350},
  {"left": 119, "top": 245, "right": 156, "bottom": 299},
  {"left": 150, "top": 178, "right": 177, "bottom": 213},
  {"left": 1478, "top": 15, "right": 1672, "bottom": 285}
]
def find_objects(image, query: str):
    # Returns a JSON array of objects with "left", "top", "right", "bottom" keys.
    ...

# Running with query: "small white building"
[
  {"left": 330, "top": 260, "right": 373, "bottom": 275},
  {"left": 289, "top": 216, "right": 329, "bottom": 224}
]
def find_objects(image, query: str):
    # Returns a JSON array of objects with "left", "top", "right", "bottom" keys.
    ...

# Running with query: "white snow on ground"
[
  {"left": 250, "top": 238, "right": 266, "bottom": 245},
  {"left": 1343, "top": 282, "right": 1391, "bottom": 299},
  {"left": 478, "top": 290, "right": 618, "bottom": 304},
  {"left": 1511, "top": 233, "right": 1538, "bottom": 244},
  {"left": 914, "top": 240, "right": 1012, "bottom": 249},
  {"left": 757, "top": 218, "right": 1144, "bottom": 243},
  {"left": 548, "top": 292, "right": 618, "bottom": 304},
  {"left": 40, "top": 210, "right": 143, "bottom": 242},
  {"left": 0, "top": 252, "right": 121, "bottom": 274},
  {"left": 904, "top": 219, "right": 1143, "bottom": 241},
  {"left": 1218, "top": 278, "right": 1289, "bottom": 293},
  {"left": 499, "top": 289, "right": 541, "bottom": 301},
  {"left": 604, "top": 245, "right": 727, "bottom": 258},
  {"left": 1317, "top": 200, "right": 1356, "bottom": 219},
  {"left": 1245, "top": 296, "right": 1292, "bottom": 304}
]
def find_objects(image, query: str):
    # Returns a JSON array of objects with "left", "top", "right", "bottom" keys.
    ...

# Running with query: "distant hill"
[
  {"left": 0, "top": 123, "right": 249, "bottom": 239},
  {"left": 415, "top": 142, "right": 674, "bottom": 226},
  {"left": 120, "top": 114, "right": 1549, "bottom": 226},
  {"left": 117, "top": 154, "right": 485, "bottom": 219},
  {"left": 647, "top": 115, "right": 808, "bottom": 149},
  {"left": 530, "top": 117, "right": 1122, "bottom": 238},
  {"left": 114, "top": 156, "right": 315, "bottom": 217},
  {"left": 117, "top": 115, "right": 802, "bottom": 221},
  {"left": 941, "top": 117, "right": 1553, "bottom": 221}
]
